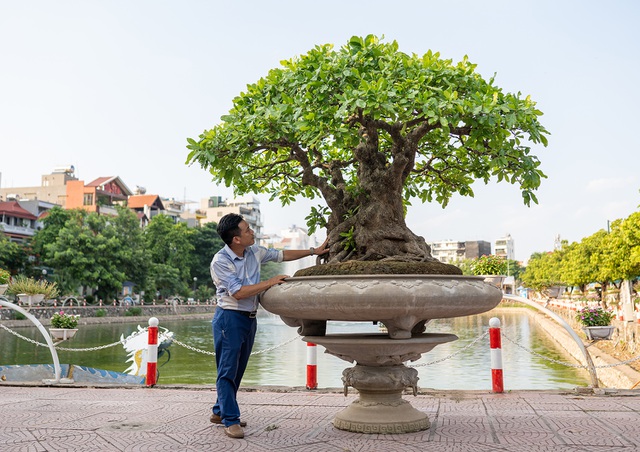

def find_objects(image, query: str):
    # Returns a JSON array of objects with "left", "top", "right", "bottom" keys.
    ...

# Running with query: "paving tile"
[{"left": 2, "top": 385, "right": 640, "bottom": 451}]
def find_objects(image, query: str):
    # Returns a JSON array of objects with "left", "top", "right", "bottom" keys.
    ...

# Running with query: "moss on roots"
[{"left": 294, "top": 260, "right": 463, "bottom": 277}]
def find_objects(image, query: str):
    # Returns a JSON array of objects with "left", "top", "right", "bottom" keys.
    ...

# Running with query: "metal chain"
[
  {"left": 171, "top": 338, "right": 215, "bottom": 356},
  {"left": 0, "top": 323, "right": 125, "bottom": 351},
  {"left": 502, "top": 333, "right": 640, "bottom": 369},
  {"left": 172, "top": 335, "right": 300, "bottom": 357},
  {"left": 409, "top": 331, "right": 490, "bottom": 367},
  {"left": 5, "top": 318, "right": 639, "bottom": 371}
]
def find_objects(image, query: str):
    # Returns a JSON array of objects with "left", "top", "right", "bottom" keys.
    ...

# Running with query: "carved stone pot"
[
  {"left": 305, "top": 332, "right": 458, "bottom": 433},
  {"left": 262, "top": 274, "right": 502, "bottom": 433},
  {"left": 262, "top": 274, "right": 502, "bottom": 339}
]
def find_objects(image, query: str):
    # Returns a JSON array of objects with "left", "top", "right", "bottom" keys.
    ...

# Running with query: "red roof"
[
  {"left": 0, "top": 201, "right": 37, "bottom": 220},
  {"left": 128, "top": 195, "right": 164, "bottom": 209},
  {"left": 86, "top": 176, "right": 133, "bottom": 196}
]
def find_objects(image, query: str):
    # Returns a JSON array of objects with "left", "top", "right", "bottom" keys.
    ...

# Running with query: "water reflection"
[{"left": 0, "top": 308, "right": 590, "bottom": 389}]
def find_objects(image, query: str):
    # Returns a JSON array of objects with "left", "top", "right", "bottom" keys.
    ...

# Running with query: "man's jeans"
[{"left": 211, "top": 308, "right": 257, "bottom": 427}]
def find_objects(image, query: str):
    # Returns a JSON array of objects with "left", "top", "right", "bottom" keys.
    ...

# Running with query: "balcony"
[{"left": 0, "top": 223, "right": 35, "bottom": 237}]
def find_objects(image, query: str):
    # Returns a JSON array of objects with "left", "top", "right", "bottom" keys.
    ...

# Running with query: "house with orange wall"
[{"left": 66, "top": 176, "right": 133, "bottom": 214}]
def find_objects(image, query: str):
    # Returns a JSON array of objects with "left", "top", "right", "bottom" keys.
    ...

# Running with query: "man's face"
[{"left": 235, "top": 220, "right": 255, "bottom": 247}]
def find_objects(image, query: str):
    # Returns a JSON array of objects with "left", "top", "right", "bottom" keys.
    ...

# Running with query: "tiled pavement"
[{"left": 1, "top": 385, "right": 639, "bottom": 451}]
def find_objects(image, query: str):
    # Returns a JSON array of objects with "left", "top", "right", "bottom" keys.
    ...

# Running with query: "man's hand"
[
  {"left": 315, "top": 238, "right": 330, "bottom": 255},
  {"left": 267, "top": 274, "right": 289, "bottom": 287}
]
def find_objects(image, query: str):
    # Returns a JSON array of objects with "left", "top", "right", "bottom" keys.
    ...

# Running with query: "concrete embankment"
[
  {"left": 521, "top": 307, "right": 640, "bottom": 389},
  {"left": 0, "top": 304, "right": 216, "bottom": 328}
]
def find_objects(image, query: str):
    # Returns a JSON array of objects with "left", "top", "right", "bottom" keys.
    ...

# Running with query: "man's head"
[{"left": 217, "top": 213, "right": 255, "bottom": 247}]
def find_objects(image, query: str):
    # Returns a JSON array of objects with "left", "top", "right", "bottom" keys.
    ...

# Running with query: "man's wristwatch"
[{"left": 310, "top": 247, "right": 315, "bottom": 256}]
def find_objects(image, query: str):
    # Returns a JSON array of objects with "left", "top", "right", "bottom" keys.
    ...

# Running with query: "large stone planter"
[
  {"left": 262, "top": 274, "right": 502, "bottom": 339},
  {"left": 262, "top": 274, "right": 502, "bottom": 433}
]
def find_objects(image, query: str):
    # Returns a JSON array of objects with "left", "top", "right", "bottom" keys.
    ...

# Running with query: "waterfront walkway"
[{"left": 1, "top": 384, "right": 639, "bottom": 451}]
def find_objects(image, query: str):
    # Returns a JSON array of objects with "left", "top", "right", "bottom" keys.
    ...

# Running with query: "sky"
[{"left": 1, "top": 1, "right": 639, "bottom": 262}]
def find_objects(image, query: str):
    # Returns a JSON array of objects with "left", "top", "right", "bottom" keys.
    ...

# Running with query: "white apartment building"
[
  {"left": 200, "top": 195, "right": 264, "bottom": 244},
  {"left": 494, "top": 234, "right": 515, "bottom": 260},
  {"left": 429, "top": 239, "right": 492, "bottom": 264}
]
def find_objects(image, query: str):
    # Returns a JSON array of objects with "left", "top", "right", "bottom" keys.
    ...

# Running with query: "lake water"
[{"left": 0, "top": 308, "right": 590, "bottom": 390}]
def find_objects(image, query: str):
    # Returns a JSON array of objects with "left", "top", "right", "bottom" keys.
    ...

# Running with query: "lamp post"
[
  {"left": 193, "top": 277, "right": 197, "bottom": 293},
  {"left": 41, "top": 269, "right": 47, "bottom": 281}
]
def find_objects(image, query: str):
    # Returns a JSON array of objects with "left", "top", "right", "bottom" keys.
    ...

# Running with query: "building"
[
  {"left": 65, "top": 176, "right": 133, "bottom": 215},
  {"left": 127, "top": 194, "right": 165, "bottom": 227},
  {"left": 0, "top": 166, "right": 78, "bottom": 206},
  {"left": 494, "top": 234, "right": 515, "bottom": 260},
  {"left": 429, "top": 240, "right": 465, "bottom": 263},
  {"left": 200, "top": 195, "right": 264, "bottom": 243},
  {"left": 464, "top": 241, "right": 492, "bottom": 259},
  {"left": 161, "top": 198, "right": 188, "bottom": 224},
  {"left": 429, "top": 239, "right": 491, "bottom": 263},
  {"left": 0, "top": 201, "right": 38, "bottom": 243}
]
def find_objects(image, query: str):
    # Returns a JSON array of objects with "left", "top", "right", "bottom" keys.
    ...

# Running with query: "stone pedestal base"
[{"left": 333, "top": 364, "right": 429, "bottom": 433}]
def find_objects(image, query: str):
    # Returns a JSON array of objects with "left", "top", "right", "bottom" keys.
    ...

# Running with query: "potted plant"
[
  {"left": 186, "top": 36, "right": 548, "bottom": 433},
  {"left": 0, "top": 268, "right": 10, "bottom": 295},
  {"left": 6, "top": 275, "right": 59, "bottom": 307},
  {"left": 472, "top": 255, "right": 508, "bottom": 287},
  {"left": 575, "top": 306, "right": 615, "bottom": 340},
  {"left": 49, "top": 310, "right": 80, "bottom": 340}
]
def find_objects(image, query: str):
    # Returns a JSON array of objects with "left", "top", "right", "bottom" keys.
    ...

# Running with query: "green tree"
[
  {"left": 111, "top": 206, "right": 150, "bottom": 293},
  {"left": 561, "top": 241, "right": 593, "bottom": 295},
  {"left": 0, "top": 233, "right": 30, "bottom": 275},
  {"left": 148, "top": 263, "right": 184, "bottom": 299},
  {"left": 607, "top": 212, "right": 640, "bottom": 281},
  {"left": 188, "top": 222, "right": 225, "bottom": 287},
  {"left": 31, "top": 207, "right": 77, "bottom": 258},
  {"left": 144, "top": 215, "right": 194, "bottom": 282},
  {"left": 43, "top": 212, "right": 127, "bottom": 298},
  {"left": 188, "top": 35, "right": 548, "bottom": 264},
  {"left": 521, "top": 251, "right": 563, "bottom": 292}
]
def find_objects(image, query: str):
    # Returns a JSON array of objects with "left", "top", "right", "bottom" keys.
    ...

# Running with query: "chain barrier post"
[
  {"left": 146, "top": 317, "right": 159, "bottom": 387},
  {"left": 489, "top": 317, "right": 504, "bottom": 393},
  {"left": 306, "top": 342, "right": 318, "bottom": 390}
]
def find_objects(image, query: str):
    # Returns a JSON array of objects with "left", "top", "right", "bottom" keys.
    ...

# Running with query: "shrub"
[
  {"left": 472, "top": 255, "right": 508, "bottom": 276},
  {"left": 7, "top": 275, "right": 59, "bottom": 299},
  {"left": 0, "top": 268, "right": 10, "bottom": 285},
  {"left": 575, "top": 306, "right": 613, "bottom": 327},
  {"left": 95, "top": 309, "right": 107, "bottom": 318},
  {"left": 50, "top": 311, "right": 80, "bottom": 329},
  {"left": 12, "top": 311, "right": 25, "bottom": 320},
  {"left": 124, "top": 307, "right": 142, "bottom": 317}
]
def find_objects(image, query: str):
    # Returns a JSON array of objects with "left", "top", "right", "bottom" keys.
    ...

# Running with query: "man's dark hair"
[{"left": 217, "top": 213, "right": 244, "bottom": 245}]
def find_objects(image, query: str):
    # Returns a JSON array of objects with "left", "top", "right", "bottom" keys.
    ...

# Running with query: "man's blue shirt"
[{"left": 210, "top": 244, "right": 283, "bottom": 312}]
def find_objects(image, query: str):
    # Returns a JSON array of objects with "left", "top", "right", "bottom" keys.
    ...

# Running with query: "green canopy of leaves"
[{"left": 187, "top": 35, "right": 549, "bottom": 233}]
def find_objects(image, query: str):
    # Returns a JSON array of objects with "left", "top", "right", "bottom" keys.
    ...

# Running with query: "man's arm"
[
  {"left": 231, "top": 274, "right": 289, "bottom": 300},
  {"left": 283, "top": 238, "right": 329, "bottom": 262}
]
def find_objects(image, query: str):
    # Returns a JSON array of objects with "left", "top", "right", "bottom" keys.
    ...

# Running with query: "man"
[{"left": 210, "top": 213, "right": 328, "bottom": 439}]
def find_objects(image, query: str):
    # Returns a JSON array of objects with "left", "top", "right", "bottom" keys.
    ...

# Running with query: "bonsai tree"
[{"left": 187, "top": 35, "right": 548, "bottom": 272}]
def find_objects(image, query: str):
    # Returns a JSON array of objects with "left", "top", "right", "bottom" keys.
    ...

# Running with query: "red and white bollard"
[
  {"left": 489, "top": 317, "right": 504, "bottom": 393},
  {"left": 306, "top": 342, "right": 318, "bottom": 390},
  {"left": 146, "top": 317, "right": 159, "bottom": 387}
]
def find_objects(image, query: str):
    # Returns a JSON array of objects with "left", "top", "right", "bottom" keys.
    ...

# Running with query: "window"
[{"left": 83, "top": 193, "right": 94, "bottom": 206}]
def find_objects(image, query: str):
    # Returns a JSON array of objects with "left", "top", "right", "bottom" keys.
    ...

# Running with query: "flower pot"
[
  {"left": 582, "top": 325, "right": 615, "bottom": 341},
  {"left": 0, "top": 284, "right": 7, "bottom": 295},
  {"left": 18, "top": 294, "right": 45, "bottom": 306},
  {"left": 479, "top": 275, "right": 506, "bottom": 288},
  {"left": 49, "top": 328, "right": 78, "bottom": 340}
]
